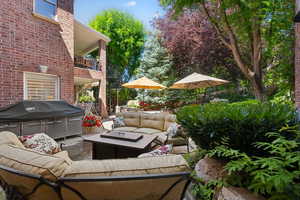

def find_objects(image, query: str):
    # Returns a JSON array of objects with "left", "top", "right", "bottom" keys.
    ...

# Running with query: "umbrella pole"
[{"left": 117, "top": 88, "right": 119, "bottom": 106}]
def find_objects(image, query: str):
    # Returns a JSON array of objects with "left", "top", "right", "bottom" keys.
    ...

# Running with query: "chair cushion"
[
  {"left": 113, "top": 126, "right": 138, "bottom": 132},
  {"left": 63, "top": 155, "right": 189, "bottom": 177},
  {"left": 164, "top": 114, "right": 176, "bottom": 131},
  {"left": 167, "top": 137, "right": 187, "bottom": 146},
  {"left": 0, "top": 145, "right": 70, "bottom": 180},
  {"left": 141, "top": 113, "right": 165, "bottom": 131},
  {"left": 172, "top": 146, "right": 189, "bottom": 154},
  {"left": 53, "top": 151, "right": 73, "bottom": 165},
  {"left": 0, "top": 131, "right": 24, "bottom": 148},
  {"left": 19, "top": 133, "right": 61, "bottom": 154},
  {"left": 138, "top": 145, "right": 173, "bottom": 158},
  {"left": 119, "top": 112, "right": 141, "bottom": 127},
  {"left": 153, "top": 132, "right": 168, "bottom": 144},
  {"left": 133, "top": 128, "right": 161, "bottom": 134}
]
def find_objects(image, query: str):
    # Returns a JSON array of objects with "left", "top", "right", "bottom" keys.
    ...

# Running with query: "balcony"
[
  {"left": 74, "top": 56, "right": 103, "bottom": 84},
  {"left": 74, "top": 56, "right": 100, "bottom": 71}
]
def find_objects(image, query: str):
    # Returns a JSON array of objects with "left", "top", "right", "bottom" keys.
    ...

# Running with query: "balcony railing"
[{"left": 74, "top": 56, "right": 101, "bottom": 71}]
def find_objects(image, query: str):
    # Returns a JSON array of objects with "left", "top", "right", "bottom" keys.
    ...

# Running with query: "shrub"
[
  {"left": 176, "top": 101, "right": 297, "bottom": 156},
  {"left": 208, "top": 125, "right": 300, "bottom": 199},
  {"left": 79, "top": 95, "right": 95, "bottom": 103}
]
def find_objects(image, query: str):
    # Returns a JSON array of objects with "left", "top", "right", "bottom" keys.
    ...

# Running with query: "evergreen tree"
[{"left": 136, "top": 34, "right": 175, "bottom": 104}]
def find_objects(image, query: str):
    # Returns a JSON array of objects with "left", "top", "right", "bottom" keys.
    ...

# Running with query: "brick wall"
[
  {"left": 98, "top": 40, "right": 108, "bottom": 117},
  {"left": 74, "top": 67, "right": 103, "bottom": 80},
  {"left": 0, "top": 0, "right": 74, "bottom": 108}
]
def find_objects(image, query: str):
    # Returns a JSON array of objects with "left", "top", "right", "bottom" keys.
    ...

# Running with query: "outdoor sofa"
[
  {"left": 0, "top": 131, "right": 191, "bottom": 200},
  {"left": 114, "top": 112, "right": 188, "bottom": 147}
]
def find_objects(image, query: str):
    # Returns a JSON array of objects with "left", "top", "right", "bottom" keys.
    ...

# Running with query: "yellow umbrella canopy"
[
  {"left": 170, "top": 72, "right": 229, "bottom": 89},
  {"left": 122, "top": 77, "right": 166, "bottom": 90}
]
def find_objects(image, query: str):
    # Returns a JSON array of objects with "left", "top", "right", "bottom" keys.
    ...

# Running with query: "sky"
[{"left": 74, "top": 0, "right": 165, "bottom": 30}]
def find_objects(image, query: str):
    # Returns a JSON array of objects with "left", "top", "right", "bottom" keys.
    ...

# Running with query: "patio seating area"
[
  {"left": 1, "top": 0, "right": 299, "bottom": 199},
  {"left": 0, "top": 100, "right": 197, "bottom": 200}
]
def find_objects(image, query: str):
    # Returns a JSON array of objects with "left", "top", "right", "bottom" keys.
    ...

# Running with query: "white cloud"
[{"left": 126, "top": 1, "right": 137, "bottom": 7}]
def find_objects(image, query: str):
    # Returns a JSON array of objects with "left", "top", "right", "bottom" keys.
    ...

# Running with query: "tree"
[
  {"left": 89, "top": 9, "right": 146, "bottom": 109},
  {"left": 90, "top": 9, "right": 146, "bottom": 82},
  {"left": 135, "top": 33, "right": 175, "bottom": 103},
  {"left": 155, "top": 9, "right": 242, "bottom": 83},
  {"left": 160, "top": 0, "right": 294, "bottom": 100}
]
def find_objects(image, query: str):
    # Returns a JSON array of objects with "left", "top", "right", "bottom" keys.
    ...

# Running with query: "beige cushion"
[
  {"left": 119, "top": 112, "right": 141, "bottom": 127},
  {"left": 153, "top": 132, "right": 168, "bottom": 144},
  {"left": 141, "top": 113, "right": 165, "bottom": 131},
  {"left": 0, "top": 131, "right": 24, "bottom": 148},
  {"left": 63, "top": 155, "right": 189, "bottom": 177},
  {"left": 164, "top": 114, "right": 177, "bottom": 131},
  {"left": 0, "top": 145, "right": 70, "bottom": 180},
  {"left": 53, "top": 151, "right": 73, "bottom": 165},
  {"left": 167, "top": 137, "right": 187, "bottom": 146},
  {"left": 172, "top": 146, "right": 189, "bottom": 154},
  {"left": 133, "top": 128, "right": 161, "bottom": 134},
  {"left": 113, "top": 126, "right": 138, "bottom": 132},
  {"left": 62, "top": 155, "right": 189, "bottom": 200}
]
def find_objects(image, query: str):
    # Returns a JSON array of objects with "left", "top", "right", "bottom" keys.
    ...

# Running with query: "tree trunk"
[
  {"left": 202, "top": 2, "right": 266, "bottom": 101},
  {"left": 250, "top": 77, "right": 265, "bottom": 101}
]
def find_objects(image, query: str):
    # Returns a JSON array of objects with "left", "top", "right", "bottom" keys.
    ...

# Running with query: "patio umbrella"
[
  {"left": 122, "top": 77, "right": 166, "bottom": 90},
  {"left": 122, "top": 77, "right": 166, "bottom": 105},
  {"left": 170, "top": 72, "right": 229, "bottom": 89}
]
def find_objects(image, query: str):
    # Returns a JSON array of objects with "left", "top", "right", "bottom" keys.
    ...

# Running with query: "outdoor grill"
[{"left": 0, "top": 101, "right": 84, "bottom": 139}]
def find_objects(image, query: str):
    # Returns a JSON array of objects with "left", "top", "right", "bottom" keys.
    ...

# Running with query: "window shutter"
[{"left": 24, "top": 73, "right": 60, "bottom": 101}]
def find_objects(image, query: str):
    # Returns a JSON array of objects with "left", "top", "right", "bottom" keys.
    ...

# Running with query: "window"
[
  {"left": 24, "top": 73, "right": 60, "bottom": 101},
  {"left": 34, "top": 0, "right": 57, "bottom": 20}
]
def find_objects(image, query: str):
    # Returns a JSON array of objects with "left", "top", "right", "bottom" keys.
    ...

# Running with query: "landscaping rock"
[
  {"left": 195, "top": 157, "right": 227, "bottom": 182},
  {"left": 217, "top": 187, "right": 265, "bottom": 200}
]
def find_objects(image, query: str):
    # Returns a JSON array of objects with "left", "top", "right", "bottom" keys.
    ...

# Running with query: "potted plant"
[{"left": 82, "top": 114, "right": 102, "bottom": 134}]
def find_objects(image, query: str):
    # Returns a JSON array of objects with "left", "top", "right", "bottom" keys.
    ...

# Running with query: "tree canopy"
[
  {"left": 135, "top": 33, "right": 175, "bottom": 103},
  {"left": 155, "top": 9, "right": 243, "bottom": 83},
  {"left": 90, "top": 9, "right": 146, "bottom": 84},
  {"left": 159, "top": 0, "right": 294, "bottom": 101},
  {"left": 89, "top": 9, "right": 146, "bottom": 111}
]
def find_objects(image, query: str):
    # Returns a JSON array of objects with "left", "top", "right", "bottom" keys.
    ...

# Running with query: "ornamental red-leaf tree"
[{"left": 154, "top": 9, "right": 242, "bottom": 83}]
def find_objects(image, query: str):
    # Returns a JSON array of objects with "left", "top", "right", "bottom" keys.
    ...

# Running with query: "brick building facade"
[{"left": 0, "top": 0, "right": 110, "bottom": 116}]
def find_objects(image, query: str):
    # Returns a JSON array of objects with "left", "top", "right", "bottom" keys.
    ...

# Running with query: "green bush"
[
  {"left": 79, "top": 95, "right": 95, "bottom": 103},
  {"left": 176, "top": 101, "right": 297, "bottom": 156},
  {"left": 208, "top": 126, "right": 300, "bottom": 199}
]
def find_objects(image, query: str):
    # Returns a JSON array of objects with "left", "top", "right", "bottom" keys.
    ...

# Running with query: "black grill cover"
[{"left": 0, "top": 101, "right": 84, "bottom": 122}]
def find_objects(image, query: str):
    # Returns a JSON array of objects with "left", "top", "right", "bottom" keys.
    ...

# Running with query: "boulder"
[
  {"left": 194, "top": 157, "right": 227, "bottom": 182},
  {"left": 217, "top": 187, "right": 265, "bottom": 200}
]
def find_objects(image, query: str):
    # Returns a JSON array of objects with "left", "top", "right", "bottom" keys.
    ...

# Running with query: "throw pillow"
[
  {"left": 167, "top": 123, "right": 180, "bottom": 138},
  {"left": 138, "top": 144, "right": 173, "bottom": 158},
  {"left": 19, "top": 133, "right": 61, "bottom": 154},
  {"left": 113, "top": 116, "right": 125, "bottom": 128}
]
